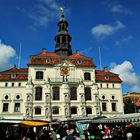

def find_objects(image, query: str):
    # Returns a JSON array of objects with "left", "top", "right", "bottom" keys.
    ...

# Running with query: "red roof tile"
[
  {"left": 29, "top": 52, "right": 96, "bottom": 67},
  {"left": 0, "top": 74, "right": 28, "bottom": 81},
  {"left": 95, "top": 70, "right": 122, "bottom": 83},
  {"left": 33, "top": 52, "right": 61, "bottom": 58},
  {"left": 68, "top": 53, "right": 88, "bottom": 59},
  {"left": 0, "top": 65, "right": 28, "bottom": 73},
  {"left": 0, "top": 65, "right": 28, "bottom": 81}
]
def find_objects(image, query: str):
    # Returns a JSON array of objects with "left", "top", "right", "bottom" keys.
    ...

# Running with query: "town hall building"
[{"left": 0, "top": 10, "right": 124, "bottom": 121}]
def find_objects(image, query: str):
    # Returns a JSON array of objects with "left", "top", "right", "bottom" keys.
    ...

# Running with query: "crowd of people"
[{"left": 0, "top": 123, "right": 140, "bottom": 140}]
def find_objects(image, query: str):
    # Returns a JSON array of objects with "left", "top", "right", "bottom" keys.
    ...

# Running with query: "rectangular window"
[
  {"left": 84, "top": 72, "right": 91, "bottom": 80},
  {"left": 53, "top": 87, "right": 59, "bottom": 100},
  {"left": 35, "top": 87, "right": 42, "bottom": 100},
  {"left": 14, "top": 103, "right": 20, "bottom": 112},
  {"left": 112, "top": 84, "right": 115, "bottom": 88},
  {"left": 5, "top": 83, "right": 8, "bottom": 87},
  {"left": 12, "top": 83, "right": 14, "bottom": 87},
  {"left": 112, "top": 103, "right": 116, "bottom": 111},
  {"left": 107, "top": 84, "right": 108, "bottom": 88},
  {"left": 85, "top": 87, "right": 91, "bottom": 100},
  {"left": 100, "top": 84, "right": 102, "bottom": 88},
  {"left": 102, "top": 103, "right": 107, "bottom": 111},
  {"left": 18, "top": 83, "right": 21, "bottom": 87},
  {"left": 3, "top": 103, "right": 9, "bottom": 112},
  {"left": 70, "top": 87, "right": 77, "bottom": 100}
]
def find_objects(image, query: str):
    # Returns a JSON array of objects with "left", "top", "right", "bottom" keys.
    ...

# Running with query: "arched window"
[
  {"left": 84, "top": 72, "right": 91, "bottom": 80},
  {"left": 52, "top": 106, "right": 59, "bottom": 114},
  {"left": 35, "top": 107, "right": 41, "bottom": 115},
  {"left": 36, "top": 71, "right": 43, "bottom": 80},
  {"left": 52, "top": 87, "right": 60, "bottom": 100},
  {"left": 35, "top": 87, "right": 42, "bottom": 100},
  {"left": 57, "top": 37, "right": 60, "bottom": 43},
  {"left": 71, "top": 107, "right": 77, "bottom": 114},
  {"left": 86, "top": 107, "right": 92, "bottom": 114},
  {"left": 70, "top": 87, "right": 77, "bottom": 100},
  {"left": 85, "top": 87, "right": 91, "bottom": 100}
]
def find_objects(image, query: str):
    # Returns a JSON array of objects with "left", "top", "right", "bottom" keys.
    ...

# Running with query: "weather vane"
[{"left": 60, "top": 7, "right": 64, "bottom": 15}]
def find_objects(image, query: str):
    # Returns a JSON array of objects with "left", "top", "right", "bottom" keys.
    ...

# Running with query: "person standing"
[
  {"left": 51, "top": 128, "right": 57, "bottom": 140},
  {"left": 126, "top": 131, "right": 132, "bottom": 140},
  {"left": 104, "top": 125, "right": 110, "bottom": 139}
]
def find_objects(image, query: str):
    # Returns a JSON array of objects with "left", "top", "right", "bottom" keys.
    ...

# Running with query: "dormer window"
[
  {"left": 11, "top": 74, "right": 17, "bottom": 79},
  {"left": 46, "top": 58, "right": 51, "bottom": 63},
  {"left": 77, "top": 59, "right": 83, "bottom": 64},
  {"left": 105, "top": 75, "right": 109, "bottom": 80}
]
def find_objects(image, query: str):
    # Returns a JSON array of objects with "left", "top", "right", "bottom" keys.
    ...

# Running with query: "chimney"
[
  {"left": 104, "top": 67, "right": 108, "bottom": 72},
  {"left": 42, "top": 48, "right": 46, "bottom": 53},
  {"left": 76, "top": 50, "right": 80, "bottom": 55}
]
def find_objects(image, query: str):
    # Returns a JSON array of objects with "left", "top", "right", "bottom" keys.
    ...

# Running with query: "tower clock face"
[{"left": 60, "top": 67, "right": 69, "bottom": 76}]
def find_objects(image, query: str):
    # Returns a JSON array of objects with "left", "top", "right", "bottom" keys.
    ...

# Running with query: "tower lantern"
[{"left": 54, "top": 7, "right": 72, "bottom": 56}]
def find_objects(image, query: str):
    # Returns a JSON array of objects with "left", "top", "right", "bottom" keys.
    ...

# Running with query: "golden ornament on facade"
[{"left": 60, "top": 67, "right": 69, "bottom": 76}]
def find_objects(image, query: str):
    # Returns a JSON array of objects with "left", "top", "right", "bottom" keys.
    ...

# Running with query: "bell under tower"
[{"left": 54, "top": 8, "right": 72, "bottom": 57}]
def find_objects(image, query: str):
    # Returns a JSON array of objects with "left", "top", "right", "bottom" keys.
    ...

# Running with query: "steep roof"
[
  {"left": 0, "top": 74, "right": 28, "bottom": 81},
  {"left": 28, "top": 49, "right": 96, "bottom": 67},
  {"left": 33, "top": 51, "right": 61, "bottom": 58},
  {"left": 0, "top": 65, "right": 28, "bottom": 73},
  {"left": 95, "top": 70, "right": 122, "bottom": 83},
  {"left": 68, "top": 53, "right": 88, "bottom": 59},
  {"left": 0, "top": 65, "right": 28, "bottom": 81}
]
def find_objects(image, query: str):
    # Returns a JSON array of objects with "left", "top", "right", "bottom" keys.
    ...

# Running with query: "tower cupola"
[{"left": 54, "top": 8, "right": 72, "bottom": 57}]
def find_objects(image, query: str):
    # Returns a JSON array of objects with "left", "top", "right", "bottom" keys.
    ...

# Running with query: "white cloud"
[
  {"left": 26, "top": 0, "right": 61, "bottom": 27},
  {"left": 111, "top": 4, "right": 132, "bottom": 15},
  {"left": 115, "top": 35, "right": 133, "bottom": 47},
  {"left": 91, "top": 21, "right": 125, "bottom": 39},
  {"left": 0, "top": 41, "right": 16, "bottom": 71},
  {"left": 110, "top": 61, "right": 140, "bottom": 92}
]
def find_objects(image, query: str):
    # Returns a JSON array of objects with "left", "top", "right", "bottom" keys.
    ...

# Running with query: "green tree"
[{"left": 124, "top": 98, "right": 136, "bottom": 114}]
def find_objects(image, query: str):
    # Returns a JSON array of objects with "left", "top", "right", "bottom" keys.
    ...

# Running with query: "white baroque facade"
[{"left": 0, "top": 11, "right": 124, "bottom": 121}]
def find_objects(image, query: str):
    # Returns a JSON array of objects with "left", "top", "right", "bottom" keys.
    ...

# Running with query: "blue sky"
[{"left": 0, "top": 0, "right": 140, "bottom": 93}]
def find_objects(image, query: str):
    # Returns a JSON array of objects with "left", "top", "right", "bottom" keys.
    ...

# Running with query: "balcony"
[{"left": 50, "top": 78, "right": 79, "bottom": 83}]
